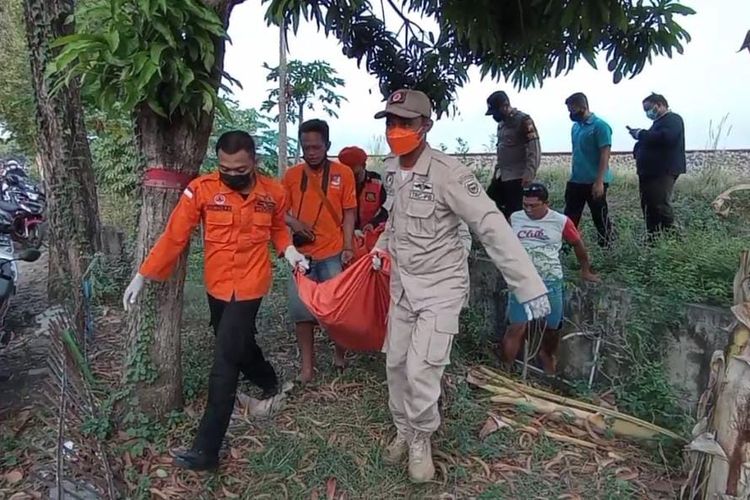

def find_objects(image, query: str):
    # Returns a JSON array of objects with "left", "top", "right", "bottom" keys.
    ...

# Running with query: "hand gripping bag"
[
  {"left": 353, "top": 223, "right": 386, "bottom": 260},
  {"left": 294, "top": 253, "right": 390, "bottom": 351}
]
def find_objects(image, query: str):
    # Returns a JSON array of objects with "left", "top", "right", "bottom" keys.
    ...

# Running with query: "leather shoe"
[
  {"left": 172, "top": 449, "right": 218, "bottom": 471},
  {"left": 260, "top": 383, "right": 279, "bottom": 400}
]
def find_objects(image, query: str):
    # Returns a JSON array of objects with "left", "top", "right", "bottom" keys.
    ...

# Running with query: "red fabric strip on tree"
[{"left": 142, "top": 168, "right": 196, "bottom": 190}]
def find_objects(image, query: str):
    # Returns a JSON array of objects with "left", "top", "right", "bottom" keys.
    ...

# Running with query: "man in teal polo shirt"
[{"left": 563, "top": 92, "right": 615, "bottom": 248}]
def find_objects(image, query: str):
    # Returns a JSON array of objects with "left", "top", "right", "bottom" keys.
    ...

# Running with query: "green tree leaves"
[
  {"left": 49, "top": 0, "right": 229, "bottom": 123},
  {"left": 0, "top": 0, "right": 36, "bottom": 154},
  {"left": 261, "top": 59, "right": 347, "bottom": 124},
  {"left": 263, "top": 0, "right": 694, "bottom": 118}
]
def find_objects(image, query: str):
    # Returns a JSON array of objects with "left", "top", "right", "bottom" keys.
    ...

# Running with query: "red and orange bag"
[{"left": 294, "top": 253, "right": 390, "bottom": 352}]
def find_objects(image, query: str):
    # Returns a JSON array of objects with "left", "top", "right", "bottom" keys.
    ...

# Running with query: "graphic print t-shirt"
[{"left": 510, "top": 209, "right": 581, "bottom": 280}]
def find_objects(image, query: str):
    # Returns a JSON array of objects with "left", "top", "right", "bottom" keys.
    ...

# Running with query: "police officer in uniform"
[
  {"left": 371, "top": 89, "right": 550, "bottom": 483},
  {"left": 485, "top": 91, "right": 542, "bottom": 219}
]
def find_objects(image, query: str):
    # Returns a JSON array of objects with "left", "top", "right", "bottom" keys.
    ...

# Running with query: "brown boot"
[
  {"left": 408, "top": 432, "right": 435, "bottom": 483},
  {"left": 383, "top": 431, "right": 410, "bottom": 464}
]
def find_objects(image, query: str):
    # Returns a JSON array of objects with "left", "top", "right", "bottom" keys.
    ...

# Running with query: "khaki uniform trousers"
[{"left": 384, "top": 292, "right": 464, "bottom": 436}]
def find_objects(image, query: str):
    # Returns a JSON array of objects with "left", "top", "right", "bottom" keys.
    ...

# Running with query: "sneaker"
[
  {"left": 408, "top": 433, "right": 435, "bottom": 483},
  {"left": 383, "top": 431, "right": 410, "bottom": 464}
]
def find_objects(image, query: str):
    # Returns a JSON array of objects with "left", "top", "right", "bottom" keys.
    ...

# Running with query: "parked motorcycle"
[
  {"left": 0, "top": 241, "right": 41, "bottom": 346},
  {"left": 0, "top": 173, "right": 46, "bottom": 248}
]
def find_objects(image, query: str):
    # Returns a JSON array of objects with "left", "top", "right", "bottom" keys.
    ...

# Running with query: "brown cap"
[{"left": 374, "top": 89, "right": 432, "bottom": 119}]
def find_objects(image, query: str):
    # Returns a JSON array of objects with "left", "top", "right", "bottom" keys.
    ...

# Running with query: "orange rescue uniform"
[
  {"left": 139, "top": 172, "right": 291, "bottom": 301},
  {"left": 282, "top": 162, "right": 357, "bottom": 260}
]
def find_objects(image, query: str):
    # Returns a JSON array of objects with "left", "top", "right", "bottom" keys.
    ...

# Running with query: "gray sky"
[{"left": 225, "top": 0, "right": 750, "bottom": 154}]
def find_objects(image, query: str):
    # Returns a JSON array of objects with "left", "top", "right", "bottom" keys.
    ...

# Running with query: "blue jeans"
[
  {"left": 507, "top": 279, "right": 564, "bottom": 329},
  {"left": 288, "top": 254, "right": 343, "bottom": 323}
]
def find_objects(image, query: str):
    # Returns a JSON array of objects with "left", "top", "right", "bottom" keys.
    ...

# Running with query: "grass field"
[{"left": 2, "top": 159, "right": 748, "bottom": 499}]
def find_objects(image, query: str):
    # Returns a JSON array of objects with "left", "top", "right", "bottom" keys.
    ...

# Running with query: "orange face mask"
[{"left": 386, "top": 126, "right": 423, "bottom": 156}]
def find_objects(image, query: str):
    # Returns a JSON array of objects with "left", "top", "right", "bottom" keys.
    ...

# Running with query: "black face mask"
[
  {"left": 569, "top": 111, "right": 585, "bottom": 123},
  {"left": 220, "top": 172, "right": 252, "bottom": 191},
  {"left": 491, "top": 110, "right": 505, "bottom": 123}
]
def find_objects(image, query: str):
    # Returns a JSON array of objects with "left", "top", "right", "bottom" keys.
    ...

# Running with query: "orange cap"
[{"left": 338, "top": 146, "right": 368, "bottom": 168}]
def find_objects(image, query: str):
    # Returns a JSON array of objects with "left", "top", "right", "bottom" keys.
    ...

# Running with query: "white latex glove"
[
  {"left": 522, "top": 294, "right": 551, "bottom": 321},
  {"left": 371, "top": 248, "right": 383, "bottom": 271},
  {"left": 284, "top": 245, "right": 309, "bottom": 272},
  {"left": 123, "top": 273, "right": 145, "bottom": 312}
]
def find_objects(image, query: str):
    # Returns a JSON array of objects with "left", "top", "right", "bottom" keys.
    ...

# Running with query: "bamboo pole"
[{"left": 471, "top": 366, "right": 684, "bottom": 442}]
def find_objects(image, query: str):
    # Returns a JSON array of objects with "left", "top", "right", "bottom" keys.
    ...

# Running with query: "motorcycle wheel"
[{"left": 26, "top": 224, "right": 44, "bottom": 249}]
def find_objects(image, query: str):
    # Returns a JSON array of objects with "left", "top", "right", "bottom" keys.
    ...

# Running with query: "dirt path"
[{"left": 0, "top": 251, "right": 50, "bottom": 416}]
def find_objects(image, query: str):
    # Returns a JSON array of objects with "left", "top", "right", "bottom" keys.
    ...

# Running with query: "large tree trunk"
[
  {"left": 22, "top": 0, "right": 101, "bottom": 331},
  {"left": 125, "top": 0, "right": 237, "bottom": 417}
]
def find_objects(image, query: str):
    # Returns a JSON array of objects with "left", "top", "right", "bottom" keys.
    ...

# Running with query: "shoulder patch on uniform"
[
  {"left": 523, "top": 117, "right": 539, "bottom": 141},
  {"left": 461, "top": 174, "right": 481, "bottom": 197},
  {"left": 183, "top": 187, "right": 194, "bottom": 199},
  {"left": 384, "top": 171, "right": 395, "bottom": 189}
]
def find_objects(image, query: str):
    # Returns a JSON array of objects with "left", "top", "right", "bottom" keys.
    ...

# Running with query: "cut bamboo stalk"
[{"left": 471, "top": 366, "right": 684, "bottom": 442}]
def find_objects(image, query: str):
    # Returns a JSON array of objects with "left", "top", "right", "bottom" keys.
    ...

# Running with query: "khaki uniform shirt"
[
  {"left": 377, "top": 146, "right": 547, "bottom": 311},
  {"left": 496, "top": 109, "right": 541, "bottom": 181}
]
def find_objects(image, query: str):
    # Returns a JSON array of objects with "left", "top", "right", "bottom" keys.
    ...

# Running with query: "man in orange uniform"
[
  {"left": 337, "top": 146, "right": 388, "bottom": 232},
  {"left": 283, "top": 119, "right": 357, "bottom": 383},
  {"left": 121, "top": 131, "right": 308, "bottom": 471}
]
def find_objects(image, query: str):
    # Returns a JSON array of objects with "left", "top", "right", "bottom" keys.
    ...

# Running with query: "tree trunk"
[
  {"left": 277, "top": 20, "right": 288, "bottom": 178},
  {"left": 22, "top": 0, "right": 101, "bottom": 332},
  {"left": 125, "top": 0, "right": 236, "bottom": 418}
]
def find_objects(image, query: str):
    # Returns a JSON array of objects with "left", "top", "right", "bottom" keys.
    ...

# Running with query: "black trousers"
[
  {"left": 564, "top": 181, "right": 615, "bottom": 248},
  {"left": 639, "top": 174, "right": 677, "bottom": 235},
  {"left": 193, "top": 295, "right": 278, "bottom": 456},
  {"left": 486, "top": 177, "right": 523, "bottom": 219}
]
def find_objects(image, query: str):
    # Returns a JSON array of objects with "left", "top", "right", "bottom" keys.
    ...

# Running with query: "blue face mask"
[{"left": 646, "top": 108, "right": 659, "bottom": 120}]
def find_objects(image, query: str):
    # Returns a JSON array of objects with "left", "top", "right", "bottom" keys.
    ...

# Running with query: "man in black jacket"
[{"left": 629, "top": 93, "right": 686, "bottom": 235}]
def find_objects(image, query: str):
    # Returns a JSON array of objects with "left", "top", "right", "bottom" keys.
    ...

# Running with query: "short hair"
[
  {"left": 298, "top": 119, "right": 330, "bottom": 144},
  {"left": 522, "top": 182, "right": 549, "bottom": 202},
  {"left": 215, "top": 130, "right": 256, "bottom": 157},
  {"left": 565, "top": 92, "right": 589, "bottom": 109},
  {"left": 643, "top": 93, "right": 669, "bottom": 108}
]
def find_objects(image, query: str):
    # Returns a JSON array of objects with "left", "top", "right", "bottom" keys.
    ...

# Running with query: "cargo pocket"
[
  {"left": 204, "top": 210, "right": 233, "bottom": 243},
  {"left": 406, "top": 201, "right": 436, "bottom": 238},
  {"left": 426, "top": 314, "right": 458, "bottom": 366},
  {"left": 250, "top": 213, "right": 272, "bottom": 242}
]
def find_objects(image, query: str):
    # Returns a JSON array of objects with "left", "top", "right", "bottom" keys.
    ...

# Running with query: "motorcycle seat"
[
  {"left": 0, "top": 276, "right": 13, "bottom": 302},
  {"left": 0, "top": 200, "right": 18, "bottom": 213}
]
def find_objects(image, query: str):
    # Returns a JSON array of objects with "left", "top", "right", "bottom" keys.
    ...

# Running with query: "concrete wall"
[
  {"left": 468, "top": 254, "right": 736, "bottom": 410},
  {"left": 370, "top": 150, "right": 750, "bottom": 177}
]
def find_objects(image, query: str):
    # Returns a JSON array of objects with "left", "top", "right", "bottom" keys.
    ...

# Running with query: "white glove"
[
  {"left": 284, "top": 245, "right": 309, "bottom": 272},
  {"left": 123, "top": 273, "right": 145, "bottom": 312},
  {"left": 371, "top": 248, "right": 383, "bottom": 271},
  {"left": 522, "top": 294, "right": 551, "bottom": 321}
]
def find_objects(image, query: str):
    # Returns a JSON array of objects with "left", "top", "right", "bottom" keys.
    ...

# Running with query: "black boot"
[
  {"left": 172, "top": 449, "right": 219, "bottom": 471},
  {"left": 260, "top": 382, "right": 279, "bottom": 400}
]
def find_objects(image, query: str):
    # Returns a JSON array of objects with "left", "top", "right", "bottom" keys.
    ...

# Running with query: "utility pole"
[{"left": 277, "top": 19, "right": 289, "bottom": 178}]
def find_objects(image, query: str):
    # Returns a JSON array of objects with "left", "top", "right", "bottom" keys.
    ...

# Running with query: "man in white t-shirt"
[{"left": 503, "top": 182, "right": 600, "bottom": 373}]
